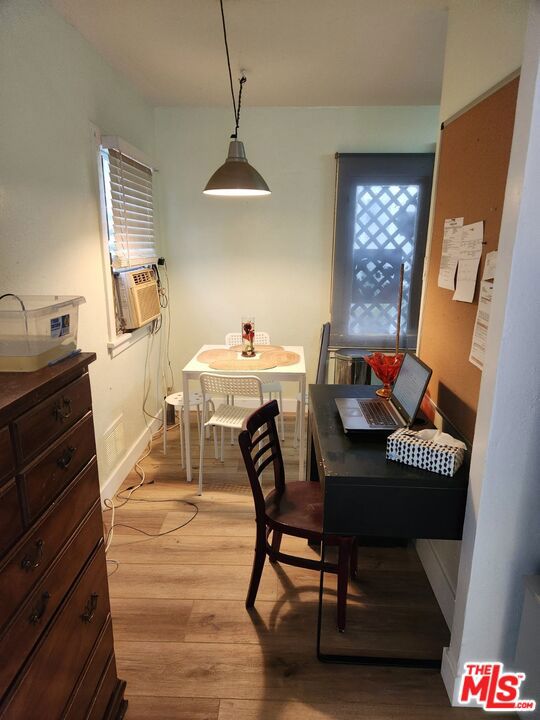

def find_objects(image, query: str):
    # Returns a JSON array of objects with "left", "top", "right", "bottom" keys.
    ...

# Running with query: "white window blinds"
[{"left": 101, "top": 147, "right": 157, "bottom": 270}]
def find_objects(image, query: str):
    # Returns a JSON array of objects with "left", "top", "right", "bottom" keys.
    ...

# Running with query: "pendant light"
[{"left": 203, "top": 0, "right": 270, "bottom": 197}]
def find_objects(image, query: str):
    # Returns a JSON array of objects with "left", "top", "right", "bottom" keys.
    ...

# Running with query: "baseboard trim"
[
  {"left": 100, "top": 415, "right": 161, "bottom": 505},
  {"left": 416, "top": 539, "right": 456, "bottom": 629},
  {"left": 442, "top": 645, "right": 464, "bottom": 706}
]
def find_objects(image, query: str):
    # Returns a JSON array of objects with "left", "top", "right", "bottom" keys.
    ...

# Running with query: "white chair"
[
  {"left": 198, "top": 373, "right": 264, "bottom": 495},
  {"left": 224, "top": 331, "right": 285, "bottom": 442},
  {"left": 162, "top": 391, "right": 217, "bottom": 469}
]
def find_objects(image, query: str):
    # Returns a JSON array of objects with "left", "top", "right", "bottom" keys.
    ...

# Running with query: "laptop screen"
[{"left": 391, "top": 353, "right": 432, "bottom": 423}]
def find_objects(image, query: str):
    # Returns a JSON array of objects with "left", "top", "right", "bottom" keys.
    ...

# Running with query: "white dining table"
[{"left": 181, "top": 344, "right": 307, "bottom": 483}]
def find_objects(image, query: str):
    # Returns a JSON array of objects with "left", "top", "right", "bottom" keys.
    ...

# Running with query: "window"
[
  {"left": 100, "top": 144, "right": 157, "bottom": 270},
  {"left": 330, "top": 153, "right": 434, "bottom": 349}
]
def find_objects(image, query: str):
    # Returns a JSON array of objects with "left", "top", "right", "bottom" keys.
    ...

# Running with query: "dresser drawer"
[
  {"left": 63, "top": 623, "right": 116, "bottom": 720},
  {"left": 22, "top": 413, "right": 96, "bottom": 522},
  {"left": 0, "top": 460, "right": 99, "bottom": 633},
  {"left": 88, "top": 654, "right": 119, "bottom": 720},
  {"left": 0, "top": 427, "right": 14, "bottom": 485},
  {"left": 0, "top": 502, "right": 103, "bottom": 694},
  {"left": 0, "top": 479, "right": 24, "bottom": 557},
  {"left": 13, "top": 373, "right": 92, "bottom": 463},
  {"left": 1, "top": 544, "right": 110, "bottom": 719}
]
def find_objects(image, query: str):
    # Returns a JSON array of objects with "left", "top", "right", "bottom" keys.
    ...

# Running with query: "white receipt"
[
  {"left": 469, "top": 280, "right": 494, "bottom": 369},
  {"left": 482, "top": 250, "right": 497, "bottom": 281},
  {"left": 453, "top": 221, "right": 484, "bottom": 303},
  {"left": 438, "top": 217, "right": 464, "bottom": 290}
]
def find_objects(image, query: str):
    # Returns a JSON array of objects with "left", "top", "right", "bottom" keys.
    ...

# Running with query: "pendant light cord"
[{"left": 219, "top": 0, "right": 245, "bottom": 139}]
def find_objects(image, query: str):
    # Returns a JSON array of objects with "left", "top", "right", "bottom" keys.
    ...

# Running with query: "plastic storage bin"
[{"left": 0, "top": 295, "right": 85, "bottom": 372}]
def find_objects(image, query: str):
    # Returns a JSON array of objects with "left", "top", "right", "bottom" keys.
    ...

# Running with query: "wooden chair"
[
  {"left": 294, "top": 321, "right": 330, "bottom": 446},
  {"left": 238, "top": 400, "right": 356, "bottom": 631}
]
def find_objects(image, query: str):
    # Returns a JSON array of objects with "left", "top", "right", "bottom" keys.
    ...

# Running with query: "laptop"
[{"left": 335, "top": 353, "right": 432, "bottom": 434}]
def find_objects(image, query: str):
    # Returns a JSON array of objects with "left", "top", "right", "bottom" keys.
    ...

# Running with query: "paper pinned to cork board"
[
  {"left": 453, "top": 221, "right": 484, "bottom": 303},
  {"left": 469, "top": 279, "right": 494, "bottom": 370},
  {"left": 438, "top": 217, "right": 464, "bottom": 290}
]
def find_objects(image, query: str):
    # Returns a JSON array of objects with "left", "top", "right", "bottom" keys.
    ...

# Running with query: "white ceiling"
[{"left": 49, "top": 0, "right": 449, "bottom": 107}]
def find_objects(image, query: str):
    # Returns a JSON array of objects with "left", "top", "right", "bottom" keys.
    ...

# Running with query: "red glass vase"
[{"left": 365, "top": 352, "right": 404, "bottom": 398}]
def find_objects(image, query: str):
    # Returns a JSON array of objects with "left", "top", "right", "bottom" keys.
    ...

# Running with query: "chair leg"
[
  {"left": 277, "top": 390, "right": 285, "bottom": 441},
  {"left": 337, "top": 538, "right": 352, "bottom": 632},
  {"left": 163, "top": 400, "right": 168, "bottom": 455},
  {"left": 230, "top": 394, "right": 235, "bottom": 445},
  {"left": 350, "top": 538, "right": 358, "bottom": 580},
  {"left": 195, "top": 404, "right": 201, "bottom": 443},
  {"left": 269, "top": 530, "right": 282, "bottom": 563},
  {"left": 220, "top": 426, "right": 225, "bottom": 462},
  {"left": 198, "top": 414, "right": 206, "bottom": 495},
  {"left": 179, "top": 407, "right": 185, "bottom": 469},
  {"left": 293, "top": 398, "right": 300, "bottom": 449},
  {"left": 246, "top": 526, "right": 267, "bottom": 609}
]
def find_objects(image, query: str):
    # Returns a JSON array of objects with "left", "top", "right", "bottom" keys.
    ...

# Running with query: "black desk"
[{"left": 308, "top": 384, "right": 469, "bottom": 668}]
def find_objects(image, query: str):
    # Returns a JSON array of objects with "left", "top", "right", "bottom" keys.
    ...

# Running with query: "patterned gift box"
[{"left": 386, "top": 427, "right": 465, "bottom": 477}]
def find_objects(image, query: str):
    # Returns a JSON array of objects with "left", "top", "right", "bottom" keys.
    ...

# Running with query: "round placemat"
[
  {"left": 263, "top": 350, "right": 301, "bottom": 367},
  {"left": 209, "top": 356, "right": 278, "bottom": 371},
  {"left": 228, "top": 344, "right": 284, "bottom": 353},
  {"left": 197, "top": 348, "right": 235, "bottom": 363}
]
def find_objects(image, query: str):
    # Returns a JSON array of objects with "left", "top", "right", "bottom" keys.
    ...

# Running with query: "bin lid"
[
  {"left": 334, "top": 348, "right": 371, "bottom": 361},
  {"left": 0, "top": 295, "right": 86, "bottom": 317}
]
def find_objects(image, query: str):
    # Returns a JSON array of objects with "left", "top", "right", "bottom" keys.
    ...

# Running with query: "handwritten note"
[
  {"left": 453, "top": 221, "right": 484, "bottom": 303},
  {"left": 438, "top": 217, "right": 464, "bottom": 290},
  {"left": 469, "top": 280, "right": 494, "bottom": 369}
]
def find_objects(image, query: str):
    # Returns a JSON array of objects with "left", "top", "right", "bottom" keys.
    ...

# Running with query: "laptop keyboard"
[{"left": 359, "top": 400, "right": 396, "bottom": 427}]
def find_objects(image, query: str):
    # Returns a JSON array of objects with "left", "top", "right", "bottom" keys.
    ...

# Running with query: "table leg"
[
  {"left": 182, "top": 371, "right": 192, "bottom": 483},
  {"left": 298, "top": 375, "right": 306, "bottom": 481}
]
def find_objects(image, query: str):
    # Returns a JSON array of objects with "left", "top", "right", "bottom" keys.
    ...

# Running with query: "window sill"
[{"left": 107, "top": 325, "right": 150, "bottom": 358}]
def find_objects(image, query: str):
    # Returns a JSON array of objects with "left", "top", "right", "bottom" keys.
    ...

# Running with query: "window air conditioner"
[{"left": 115, "top": 268, "right": 161, "bottom": 330}]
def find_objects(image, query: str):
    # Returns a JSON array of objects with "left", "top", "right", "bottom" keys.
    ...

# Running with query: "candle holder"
[
  {"left": 241, "top": 317, "right": 256, "bottom": 357},
  {"left": 365, "top": 352, "right": 404, "bottom": 398}
]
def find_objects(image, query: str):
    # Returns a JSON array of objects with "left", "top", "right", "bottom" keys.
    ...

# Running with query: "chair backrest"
[
  {"left": 199, "top": 372, "right": 264, "bottom": 404},
  {"left": 315, "top": 322, "right": 331, "bottom": 384},
  {"left": 238, "top": 400, "right": 285, "bottom": 519},
  {"left": 225, "top": 331, "right": 271, "bottom": 347}
]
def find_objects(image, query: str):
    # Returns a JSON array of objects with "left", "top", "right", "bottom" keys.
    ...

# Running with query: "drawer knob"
[
  {"left": 53, "top": 397, "right": 72, "bottom": 422},
  {"left": 57, "top": 445, "right": 76, "bottom": 469},
  {"left": 29, "top": 591, "right": 51, "bottom": 625},
  {"left": 81, "top": 592, "right": 99, "bottom": 623},
  {"left": 21, "top": 539, "right": 44, "bottom": 571}
]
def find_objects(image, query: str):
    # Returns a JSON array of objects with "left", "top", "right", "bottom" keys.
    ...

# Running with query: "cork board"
[{"left": 418, "top": 76, "right": 519, "bottom": 443}]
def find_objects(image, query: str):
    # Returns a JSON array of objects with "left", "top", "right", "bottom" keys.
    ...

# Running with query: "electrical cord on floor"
[{"left": 103, "top": 423, "right": 199, "bottom": 565}]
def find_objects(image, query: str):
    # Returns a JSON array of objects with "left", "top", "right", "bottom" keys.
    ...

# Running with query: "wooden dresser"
[{"left": 0, "top": 353, "right": 127, "bottom": 719}]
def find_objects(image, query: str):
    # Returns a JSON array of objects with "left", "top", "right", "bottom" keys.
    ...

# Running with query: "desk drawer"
[
  {"left": 1, "top": 544, "right": 110, "bottom": 720},
  {"left": 0, "top": 479, "right": 23, "bottom": 558},
  {"left": 0, "top": 503, "right": 103, "bottom": 694},
  {"left": 22, "top": 413, "right": 96, "bottom": 522},
  {"left": 0, "top": 460, "right": 99, "bottom": 633},
  {"left": 0, "top": 427, "right": 14, "bottom": 485},
  {"left": 13, "top": 373, "right": 92, "bottom": 463}
]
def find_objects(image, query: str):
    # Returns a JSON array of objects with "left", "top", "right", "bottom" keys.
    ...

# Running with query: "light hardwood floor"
[{"left": 104, "top": 414, "right": 494, "bottom": 719}]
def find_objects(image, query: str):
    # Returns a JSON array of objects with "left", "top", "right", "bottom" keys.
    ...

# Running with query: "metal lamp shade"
[{"left": 203, "top": 140, "right": 271, "bottom": 196}]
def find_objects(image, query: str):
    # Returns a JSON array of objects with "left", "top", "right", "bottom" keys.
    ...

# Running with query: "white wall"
[
  {"left": 155, "top": 105, "right": 439, "bottom": 388},
  {"left": 416, "top": 0, "right": 529, "bottom": 631},
  {"left": 440, "top": 0, "right": 528, "bottom": 122},
  {"left": 443, "top": 2, "right": 540, "bottom": 703},
  {"left": 0, "top": 0, "right": 161, "bottom": 495}
]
